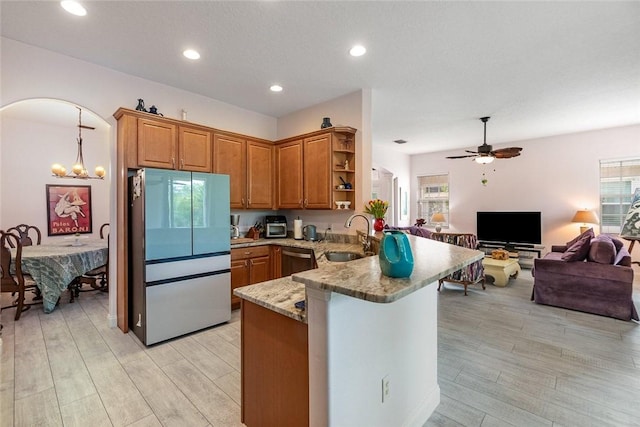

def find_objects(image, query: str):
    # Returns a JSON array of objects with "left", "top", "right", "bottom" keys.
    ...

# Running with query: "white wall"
[
  {"left": 277, "top": 90, "right": 373, "bottom": 235},
  {"left": 1, "top": 108, "right": 110, "bottom": 242},
  {"left": 410, "top": 124, "right": 640, "bottom": 248},
  {"left": 373, "top": 149, "right": 412, "bottom": 227}
]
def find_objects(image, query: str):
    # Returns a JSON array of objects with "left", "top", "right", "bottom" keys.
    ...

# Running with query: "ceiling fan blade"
[
  {"left": 446, "top": 154, "right": 478, "bottom": 159},
  {"left": 465, "top": 149, "right": 479, "bottom": 154},
  {"left": 491, "top": 147, "right": 522, "bottom": 158}
]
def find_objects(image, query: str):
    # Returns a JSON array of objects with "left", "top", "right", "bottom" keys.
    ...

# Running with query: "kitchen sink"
[{"left": 324, "top": 251, "right": 363, "bottom": 262}]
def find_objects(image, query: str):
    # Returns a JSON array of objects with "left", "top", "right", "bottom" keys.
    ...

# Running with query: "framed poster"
[{"left": 46, "top": 184, "right": 93, "bottom": 236}]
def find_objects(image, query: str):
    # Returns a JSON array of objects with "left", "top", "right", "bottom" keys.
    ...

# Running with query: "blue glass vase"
[{"left": 379, "top": 230, "right": 414, "bottom": 278}]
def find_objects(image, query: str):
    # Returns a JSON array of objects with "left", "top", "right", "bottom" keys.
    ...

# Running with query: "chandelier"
[{"left": 51, "top": 107, "right": 106, "bottom": 179}]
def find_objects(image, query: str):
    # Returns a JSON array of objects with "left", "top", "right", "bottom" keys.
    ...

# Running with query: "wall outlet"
[{"left": 382, "top": 375, "right": 390, "bottom": 403}]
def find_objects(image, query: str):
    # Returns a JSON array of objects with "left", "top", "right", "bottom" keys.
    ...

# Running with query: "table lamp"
[
  {"left": 431, "top": 213, "right": 446, "bottom": 232},
  {"left": 572, "top": 209, "right": 598, "bottom": 234}
]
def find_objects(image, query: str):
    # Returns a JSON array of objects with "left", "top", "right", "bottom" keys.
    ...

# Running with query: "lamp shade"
[
  {"left": 431, "top": 213, "right": 446, "bottom": 223},
  {"left": 571, "top": 210, "right": 599, "bottom": 224}
]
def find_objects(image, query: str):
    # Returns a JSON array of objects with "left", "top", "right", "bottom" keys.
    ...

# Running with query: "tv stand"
[{"left": 477, "top": 241, "right": 545, "bottom": 269}]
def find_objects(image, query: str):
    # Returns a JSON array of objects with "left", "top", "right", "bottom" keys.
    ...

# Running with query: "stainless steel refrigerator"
[{"left": 129, "top": 168, "right": 231, "bottom": 345}]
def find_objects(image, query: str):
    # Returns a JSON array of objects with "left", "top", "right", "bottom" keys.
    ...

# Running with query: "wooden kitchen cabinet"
[
  {"left": 179, "top": 126, "right": 212, "bottom": 172},
  {"left": 214, "top": 134, "right": 274, "bottom": 209},
  {"left": 275, "top": 134, "right": 331, "bottom": 209},
  {"left": 303, "top": 133, "right": 332, "bottom": 209},
  {"left": 137, "top": 117, "right": 176, "bottom": 169},
  {"left": 241, "top": 300, "right": 308, "bottom": 427},
  {"left": 136, "top": 116, "right": 212, "bottom": 172},
  {"left": 271, "top": 245, "right": 282, "bottom": 279},
  {"left": 230, "top": 246, "right": 272, "bottom": 310},
  {"left": 275, "top": 140, "right": 304, "bottom": 208},
  {"left": 276, "top": 127, "right": 357, "bottom": 210}
]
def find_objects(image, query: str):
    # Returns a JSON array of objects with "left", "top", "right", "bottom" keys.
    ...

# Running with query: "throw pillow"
[
  {"left": 588, "top": 237, "right": 616, "bottom": 264},
  {"left": 566, "top": 228, "right": 595, "bottom": 248},
  {"left": 561, "top": 229, "right": 594, "bottom": 262}
]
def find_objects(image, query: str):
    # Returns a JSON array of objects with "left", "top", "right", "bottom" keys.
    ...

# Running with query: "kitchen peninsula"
[{"left": 234, "top": 233, "right": 484, "bottom": 427}]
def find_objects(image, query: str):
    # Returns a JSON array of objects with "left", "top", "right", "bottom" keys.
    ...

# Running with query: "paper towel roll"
[{"left": 294, "top": 219, "right": 303, "bottom": 240}]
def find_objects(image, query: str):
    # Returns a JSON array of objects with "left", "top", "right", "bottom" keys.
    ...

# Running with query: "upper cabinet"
[
  {"left": 117, "top": 110, "right": 213, "bottom": 172},
  {"left": 276, "top": 127, "right": 357, "bottom": 210},
  {"left": 213, "top": 133, "right": 274, "bottom": 209},
  {"left": 114, "top": 108, "right": 356, "bottom": 211},
  {"left": 179, "top": 127, "right": 212, "bottom": 172}
]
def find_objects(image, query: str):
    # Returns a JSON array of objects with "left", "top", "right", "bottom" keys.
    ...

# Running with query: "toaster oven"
[{"left": 265, "top": 215, "right": 287, "bottom": 238}]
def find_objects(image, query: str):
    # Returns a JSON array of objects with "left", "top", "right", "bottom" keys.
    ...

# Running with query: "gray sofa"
[{"left": 532, "top": 230, "right": 638, "bottom": 321}]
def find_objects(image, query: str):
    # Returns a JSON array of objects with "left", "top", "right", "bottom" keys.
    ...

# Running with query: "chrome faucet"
[{"left": 345, "top": 214, "right": 371, "bottom": 253}]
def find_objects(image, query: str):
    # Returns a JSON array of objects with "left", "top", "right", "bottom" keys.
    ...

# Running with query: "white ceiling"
[{"left": 2, "top": 1, "right": 639, "bottom": 155}]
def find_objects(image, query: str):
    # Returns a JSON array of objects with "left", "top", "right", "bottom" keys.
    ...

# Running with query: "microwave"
[{"left": 265, "top": 215, "right": 287, "bottom": 238}]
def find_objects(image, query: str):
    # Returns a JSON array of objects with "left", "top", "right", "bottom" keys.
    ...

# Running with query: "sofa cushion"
[
  {"left": 561, "top": 229, "right": 594, "bottom": 262},
  {"left": 588, "top": 237, "right": 616, "bottom": 264},
  {"left": 610, "top": 236, "right": 625, "bottom": 252},
  {"left": 566, "top": 228, "right": 595, "bottom": 248}
]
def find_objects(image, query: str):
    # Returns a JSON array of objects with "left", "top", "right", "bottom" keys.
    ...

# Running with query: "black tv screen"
[{"left": 476, "top": 211, "right": 542, "bottom": 246}]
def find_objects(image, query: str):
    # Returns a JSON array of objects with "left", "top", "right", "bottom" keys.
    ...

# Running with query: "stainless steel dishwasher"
[{"left": 281, "top": 246, "right": 316, "bottom": 276}]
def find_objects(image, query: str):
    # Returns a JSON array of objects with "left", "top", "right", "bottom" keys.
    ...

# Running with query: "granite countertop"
[
  {"left": 230, "top": 236, "right": 365, "bottom": 266},
  {"left": 292, "top": 234, "right": 483, "bottom": 303},
  {"left": 233, "top": 233, "right": 483, "bottom": 323},
  {"left": 232, "top": 236, "right": 369, "bottom": 322}
]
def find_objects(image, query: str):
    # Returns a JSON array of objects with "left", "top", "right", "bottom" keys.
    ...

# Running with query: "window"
[
  {"left": 417, "top": 174, "right": 449, "bottom": 227},
  {"left": 599, "top": 159, "right": 640, "bottom": 234}
]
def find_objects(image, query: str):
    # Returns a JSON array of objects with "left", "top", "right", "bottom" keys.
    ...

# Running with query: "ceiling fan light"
[{"left": 475, "top": 156, "right": 495, "bottom": 164}]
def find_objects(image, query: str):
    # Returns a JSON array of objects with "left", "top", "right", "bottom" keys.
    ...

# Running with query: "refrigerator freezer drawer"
[
  {"left": 146, "top": 255, "right": 230, "bottom": 282},
  {"left": 144, "top": 272, "right": 231, "bottom": 345}
]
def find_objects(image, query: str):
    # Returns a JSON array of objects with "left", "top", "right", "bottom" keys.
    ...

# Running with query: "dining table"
[{"left": 15, "top": 238, "right": 108, "bottom": 313}]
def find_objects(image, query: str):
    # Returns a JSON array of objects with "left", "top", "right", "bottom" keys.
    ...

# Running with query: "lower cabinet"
[
  {"left": 241, "top": 300, "right": 309, "bottom": 426},
  {"left": 230, "top": 246, "right": 271, "bottom": 310}
]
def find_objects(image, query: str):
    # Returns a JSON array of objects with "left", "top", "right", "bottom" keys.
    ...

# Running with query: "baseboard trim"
[{"left": 403, "top": 384, "right": 440, "bottom": 427}]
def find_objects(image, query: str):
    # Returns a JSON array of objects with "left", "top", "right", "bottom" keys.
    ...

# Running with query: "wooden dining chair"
[
  {"left": 1, "top": 230, "right": 41, "bottom": 320},
  {"left": 68, "top": 225, "right": 109, "bottom": 302},
  {"left": 6, "top": 224, "right": 41, "bottom": 248},
  {"left": 99, "top": 223, "right": 110, "bottom": 239}
]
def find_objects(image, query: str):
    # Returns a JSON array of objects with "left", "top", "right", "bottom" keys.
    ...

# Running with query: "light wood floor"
[{"left": 1, "top": 268, "right": 639, "bottom": 427}]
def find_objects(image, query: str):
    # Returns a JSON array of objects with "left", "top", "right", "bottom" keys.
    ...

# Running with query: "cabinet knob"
[
  {"left": 304, "top": 199, "right": 308, "bottom": 207},
  {"left": 241, "top": 198, "right": 245, "bottom": 207},
  {"left": 181, "top": 158, "right": 184, "bottom": 169},
  {"left": 172, "top": 157, "right": 175, "bottom": 168},
  {"left": 244, "top": 251, "right": 251, "bottom": 255}
]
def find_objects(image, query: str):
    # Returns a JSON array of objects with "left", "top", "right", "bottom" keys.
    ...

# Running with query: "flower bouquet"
[{"left": 364, "top": 199, "right": 389, "bottom": 231}]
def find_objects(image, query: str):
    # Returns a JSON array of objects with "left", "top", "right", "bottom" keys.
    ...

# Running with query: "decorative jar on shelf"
[
  {"left": 373, "top": 218, "right": 385, "bottom": 232},
  {"left": 379, "top": 230, "right": 414, "bottom": 278}
]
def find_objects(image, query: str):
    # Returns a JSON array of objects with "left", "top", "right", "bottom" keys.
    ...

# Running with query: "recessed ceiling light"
[
  {"left": 349, "top": 45, "right": 367, "bottom": 57},
  {"left": 183, "top": 49, "right": 200, "bottom": 60},
  {"left": 60, "top": 1, "right": 86, "bottom": 16},
  {"left": 270, "top": 85, "right": 283, "bottom": 92},
  {"left": 393, "top": 139, "right": 407, "bottom": 144}
]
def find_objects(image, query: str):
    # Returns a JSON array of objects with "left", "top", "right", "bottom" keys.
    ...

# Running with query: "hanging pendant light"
[{"left": 51, "top": 107, "right": 105, "bottom": 179}]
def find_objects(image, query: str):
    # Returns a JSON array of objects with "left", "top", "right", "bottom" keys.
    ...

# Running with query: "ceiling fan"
[{"left": 446, "top": 117, "right": 522, "bottom": 164}]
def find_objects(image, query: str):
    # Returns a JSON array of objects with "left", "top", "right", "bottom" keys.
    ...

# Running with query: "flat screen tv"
[{"left": 476, "top": 211, "right": 542, "bottom": 246}]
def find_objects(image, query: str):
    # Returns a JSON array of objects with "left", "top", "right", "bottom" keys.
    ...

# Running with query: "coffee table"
[{"left": 482, "top": 257, "right": 521, "bottom": 287}]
